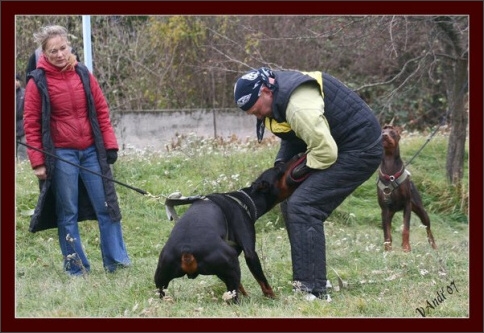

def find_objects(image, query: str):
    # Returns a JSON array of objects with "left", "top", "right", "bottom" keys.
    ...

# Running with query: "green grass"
[{"left": 14, "top": 133, "right": 469, "bottom": 318}]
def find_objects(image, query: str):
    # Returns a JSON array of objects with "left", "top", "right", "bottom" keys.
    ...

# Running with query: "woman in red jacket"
[{"left": 24, "top": 25, "right": 130, "bottom": 276}]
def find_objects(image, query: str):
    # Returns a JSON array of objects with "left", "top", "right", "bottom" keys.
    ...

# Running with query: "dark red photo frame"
[{"left": 2, "top": 1, "right": 482, "bottom": 332}]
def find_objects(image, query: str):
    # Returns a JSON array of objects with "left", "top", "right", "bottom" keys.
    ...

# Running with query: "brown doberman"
[
  {"left": 377, "top": 125, "right": 437, "bottom": 252},
  {"left": 155, "top": 154, "right": 305, "bottom": 303}
]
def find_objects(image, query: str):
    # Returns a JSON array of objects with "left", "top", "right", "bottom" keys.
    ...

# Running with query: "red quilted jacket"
[{"left": 24, "top": 54, "right": 118, "bottom": 169}]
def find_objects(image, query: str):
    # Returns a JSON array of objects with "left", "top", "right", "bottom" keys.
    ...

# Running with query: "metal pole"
[{"left": 82, "top": 15, "right": 93, "bottom": 72}]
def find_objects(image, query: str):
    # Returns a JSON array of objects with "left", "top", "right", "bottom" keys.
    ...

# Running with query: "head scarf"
[{"left": 233, "top": 67, "right": 276, "bottom": 111}]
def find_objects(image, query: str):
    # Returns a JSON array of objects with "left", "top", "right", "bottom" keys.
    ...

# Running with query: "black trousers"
[{"left": 281, "top": 138, "right": 382, "bottom": 294}]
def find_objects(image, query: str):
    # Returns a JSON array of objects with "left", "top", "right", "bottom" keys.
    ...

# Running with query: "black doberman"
[
  {"left": 154, "top": 156, "right": 302, "bottom": 303},
  {"left": 377, "top": 124, "right": 437, "bottom": 252}
]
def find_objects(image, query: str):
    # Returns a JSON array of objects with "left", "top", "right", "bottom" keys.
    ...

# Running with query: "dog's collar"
[
  {"left": 226, "top": 190, "right": 258, "bottom": 221},
  {"left": 238, "top": 190, "right": 258, "bottom": 220},
  {"left": 379, "top": 165, "right": 406, "bottom": 182}
]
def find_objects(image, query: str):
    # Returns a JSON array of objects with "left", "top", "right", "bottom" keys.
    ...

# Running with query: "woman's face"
[{"left": 44, "top": 35, "right": 71, "bottom": 68}]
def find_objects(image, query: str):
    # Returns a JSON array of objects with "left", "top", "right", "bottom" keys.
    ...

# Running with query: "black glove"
[
  {"left": 285, "top": 153, "right": 314, "bottom": 187},
  {"left": 106, "top": 149, "right": 118, "bottom": 164}
]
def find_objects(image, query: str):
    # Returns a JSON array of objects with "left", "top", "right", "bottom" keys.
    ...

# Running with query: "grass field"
[{"left": 14, "top": 132, "right": 470, "bottom": 321}]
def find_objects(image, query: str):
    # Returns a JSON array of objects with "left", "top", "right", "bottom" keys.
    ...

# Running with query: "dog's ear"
[
  {"left": 273, "top": 164, "right": 286, "bottom": 176},
  {"left": 253, "top": 167, "right": 282, "bottom": 188},
  {"left": 259, "top": 180, "right": 271, "bottom": 192},
  {"left": 252, "top": 180, "right": 275, "bottom": 193}
]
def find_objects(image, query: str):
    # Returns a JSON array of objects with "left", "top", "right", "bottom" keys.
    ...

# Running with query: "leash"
[
  {"left": 17, "top": 142, "right": 227, "bottom": 222},
  {"left": 398, "top": 73, "right": 460, "bottom": 168},
  {"left": 17, "top": 141, "right": 201, "bottom": 212},
  {"left": 17, "top": 140, "right": 154, "bottom": 197},
  {"left": 404, "top": 117, "right": 445, "bottom": 167}
]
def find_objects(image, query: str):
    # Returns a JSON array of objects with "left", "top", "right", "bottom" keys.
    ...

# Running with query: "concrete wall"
[{"left": 113, "top": 109, "right": 267, "bottom": 151}]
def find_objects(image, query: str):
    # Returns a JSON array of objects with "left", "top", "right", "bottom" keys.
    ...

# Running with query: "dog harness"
[
  {"left": 377, "top": 166, "right": 410, "bottom": 202},
  {"left": 164, "top": 191, "right": 257, "bottom": 249},
  {"left": 207, "top": 191, "right": 258, "bottom": 249}
]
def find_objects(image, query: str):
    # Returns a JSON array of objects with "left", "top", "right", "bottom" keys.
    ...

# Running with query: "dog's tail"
[{"left": 181, "top": 253, "right": 198, "bottom": 276}]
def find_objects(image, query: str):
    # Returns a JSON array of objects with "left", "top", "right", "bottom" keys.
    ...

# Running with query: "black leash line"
[
  {"left": 405, "top": 118, "right": 445, "bottom": 168},
  {"left": 17, "top": 141, "right": 148, "bottom": 196}
]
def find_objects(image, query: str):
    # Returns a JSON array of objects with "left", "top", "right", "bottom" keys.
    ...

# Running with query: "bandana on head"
[{"left": 234, "top": 67, "right": 275, "bottom": 111}]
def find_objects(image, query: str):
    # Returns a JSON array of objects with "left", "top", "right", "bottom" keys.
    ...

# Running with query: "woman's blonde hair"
[{"left": 34, "top": 25, "right": 76, "bottom": 71}]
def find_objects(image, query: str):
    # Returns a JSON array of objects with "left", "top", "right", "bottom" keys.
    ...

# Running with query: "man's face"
[{"left": 245, "top": 87, "right": 273, "bottom": 119}]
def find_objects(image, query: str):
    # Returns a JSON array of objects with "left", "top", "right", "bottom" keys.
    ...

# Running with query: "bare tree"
[
  {"left": 15, "top": 15, "right": 468, "bottom": 185},
  {"left": 433, "top": 16, "right": 468, "bottom": 185}
]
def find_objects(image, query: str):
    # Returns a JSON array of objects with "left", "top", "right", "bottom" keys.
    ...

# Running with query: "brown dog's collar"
[{"left": 379, "top": 165, "right": 406, "bottom": 182}]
